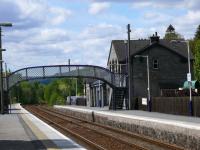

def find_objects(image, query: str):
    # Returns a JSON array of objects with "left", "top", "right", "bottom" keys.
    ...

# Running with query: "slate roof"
[{"left": 109, "top": 39, "right": 193, "bottom": 63}]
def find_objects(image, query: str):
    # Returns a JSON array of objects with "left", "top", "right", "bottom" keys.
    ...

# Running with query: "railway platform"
[
  {"left": 54, "top": 105, "right": 200, "bottom": 150},
  {"left": 0, "top": 104, "right": 85, "bottom": 150}
]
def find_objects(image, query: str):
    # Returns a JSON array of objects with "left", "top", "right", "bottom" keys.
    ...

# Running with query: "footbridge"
[
  {"left": 7, "top": 65, "right": 126, "bottom": 90},
  {"left": 0, "top": 65, "right": 127, "bottom": 113}
]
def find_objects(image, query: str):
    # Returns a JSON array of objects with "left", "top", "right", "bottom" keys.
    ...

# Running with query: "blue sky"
[{"left": 0, "top": 0, "right": 200, "bottom": 71}]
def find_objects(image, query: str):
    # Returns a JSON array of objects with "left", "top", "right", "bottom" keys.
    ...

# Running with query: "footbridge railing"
[{"left": 7, "top": 65, "right": 126, "bottom": 90}]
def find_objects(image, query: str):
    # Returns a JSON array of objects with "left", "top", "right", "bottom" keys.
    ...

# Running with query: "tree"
[
  {"left": 77, "top": 78, "right": 84, "bottom": 96},
  {"left": 49, "top": 92, "right": 59, "bottom": 105},
  {"left": 10, "top": 78, "right": 85, "bottom": 106},
  {"left": 194, "top": 40, "right": 200, "bottom": 80},
  {"left": 34, "top": 83, "right": 45, "bottom": 104},
  {"left": 44, "top": 84, "right": 52, "bottom": 103},
  {"left": 195, "top": 25, "right": 200, "bottom": 40},
  {"left": 19, "top": 82, "right": 34, "bottom": 104},
  {"left": 164, "top": 24, "right": 183, "bottom": 40},
  {"left": 189, "top": 40, "right": 196, "bottom": 54},
  {"left": 191, "top": 25, "right": 200, "bottom": 81},
  {"left": 10, "top": 85, "right": 20, "bottom": 103}
]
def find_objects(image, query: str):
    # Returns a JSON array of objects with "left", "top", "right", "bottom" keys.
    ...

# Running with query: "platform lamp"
[
  {"left": 0, "top": 22, "right": 12, "bottom": 114},
  {"left": 170, "top": 40, "right": 193, "bottom": 116}
]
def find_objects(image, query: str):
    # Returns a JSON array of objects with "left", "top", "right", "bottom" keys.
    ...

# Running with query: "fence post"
[
  {"left": 42, "top": 67, "right": 45, "bottom": 78},
  {"left": 93, "top": 67, "right": 96, "bottom": 78},
  {"left": 25, "top": 68, "right": 28, "bottom": 80},
  {"left": 59, "top": 66, "right": 62, "bottom": 76},
  {"left": 77, "top": 66, "right": 79, "bottom": 77}
]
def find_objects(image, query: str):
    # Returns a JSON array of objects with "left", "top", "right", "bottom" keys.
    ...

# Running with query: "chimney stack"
[{"left": 150, "top": 32, "right": 160, "bottom": 44}]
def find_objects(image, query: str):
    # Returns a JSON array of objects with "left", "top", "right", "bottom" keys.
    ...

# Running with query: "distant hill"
[{"left": 29, "top": 78, "right": 55, "bottom": 85}]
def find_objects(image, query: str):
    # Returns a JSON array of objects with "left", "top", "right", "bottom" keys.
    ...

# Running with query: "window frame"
[{"left": 153, "top": 59, "right": 159, "bottom": 69}]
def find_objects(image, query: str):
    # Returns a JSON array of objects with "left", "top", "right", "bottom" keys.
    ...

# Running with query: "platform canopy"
[{"left": 183, "top": 80, "right": 200, "bottom": 89}]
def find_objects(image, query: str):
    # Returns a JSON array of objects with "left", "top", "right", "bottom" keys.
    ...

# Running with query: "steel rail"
[
  {"left": 41, "top": 106, "right": 184, "bottom": 150},
  {"left": 26, "top": 106, "right": 106, "bottom": 150},
  {"left": 26, "top": 105, "right": 148, "bottom": 150}
]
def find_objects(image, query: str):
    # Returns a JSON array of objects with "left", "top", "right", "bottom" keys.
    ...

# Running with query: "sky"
[{"left": 0, "top": 0, "right": 200, "bottom": 71}]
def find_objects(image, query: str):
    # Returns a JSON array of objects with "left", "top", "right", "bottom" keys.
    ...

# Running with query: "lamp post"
[
  {"left": 68, "top": 59, "right": 71, "bottom": 105},
  {"left": 135, "top": 55, "right": 151, "bottom": 112},
  {"left": 0, "top": 59, "right": 4, "bottom": 114},
  {"left": 124, "top": 40, "right": 128, "bottom": 74},
  {"left": 170, "top": 40, "right": 193, "bottom": 116},
  {"left": 4, "top": 62, "right": 10, "bottom": 114},
  {"left": 124, "top": 40, "right": 128, "bottom": 110},
  {"left": 127, "top": 24, "right": 132, "bottom": 110},
  {"left": 185, "top": 40, "right": 193, "bottom": 116},
  {"left": 0, "top": 22, "right": 12, "bottom": 114}
]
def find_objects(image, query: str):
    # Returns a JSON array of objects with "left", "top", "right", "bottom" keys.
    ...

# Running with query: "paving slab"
[
  {"left": 0, "top": 104, "right": 85, "bottom": 150},
  {"left": 54, "top": 105, "right": 200, "bottom": 150},
  {"left": 55, "top": 105, "right": 200, "bottom": 129},
  {"left": 0, "top": 105, "right": 41, "bottom": 150}
]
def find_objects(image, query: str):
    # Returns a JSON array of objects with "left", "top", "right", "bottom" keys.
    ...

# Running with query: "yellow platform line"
[{"left": 20, "top": 111, "right": 59, "bottom": 150}]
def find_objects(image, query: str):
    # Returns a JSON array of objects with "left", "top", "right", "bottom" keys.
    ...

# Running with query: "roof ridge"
[{"left": 111, "top": 39, "right": 193, "bottom": 62}]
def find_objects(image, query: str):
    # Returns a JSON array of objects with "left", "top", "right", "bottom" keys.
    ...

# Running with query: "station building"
[{"left": 86, "top": 32, "right": 193, "bottom": 109}]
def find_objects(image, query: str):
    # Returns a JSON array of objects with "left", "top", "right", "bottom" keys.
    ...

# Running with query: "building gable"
[
  {"left": 107, "top": 43, "right": 118, "bottom": 66},
  {"left": 132, "top": 42, "right": 192, "bottom": 61}
]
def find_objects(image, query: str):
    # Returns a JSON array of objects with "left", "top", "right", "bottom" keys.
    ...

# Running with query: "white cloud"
[
  {"left": 67, "top": 23, "right": 126, "bottom": 66},
  {"left": 27, "top": 28, "right": 71, "bottom": 44},
  {"left": 16, "top": 0, "right": 47, "bottom": 19},
  {"left": 171, "top": 10, "right": 200, "bottom": 39},
  {"left": 132, "top": 1, "right": 152, "bottom": 8},
  {"left": 88, "top": 2, "right": 110, "bottom": 15},
  {"left": 49, "top": 7, "right": 72, "bottom": 25},
  {"left": 0, "top": 0, "right": 74, "bottom": 70},
  {"left": 2, "top": 0, "right": 200, "bottom": 71},
  {"left": 4, "top": 22, "right": 126, "bottom": 70},
  {"left": 182, "top": 11, "right": 200, "bottom": 25},
  {"left": 79, "top": 23, "right": 125, "bottom": 39},
  {"left": 130, "top": 0, "right": 200, "bottom": 10},
  {"left": 131, "top": 0, "right": 200, "bottom": 39},
  {"left": 143, "top": 12, "right": 173, "bottom": 25},
  {"left": 0, "top": 0, "right": 72, "bottom": 29},
  {"left": 183, "top": 0, "right": 200, "bottom": 10},
  {"left": 131, "top": 0, "right": 181, "bottom": 9}
]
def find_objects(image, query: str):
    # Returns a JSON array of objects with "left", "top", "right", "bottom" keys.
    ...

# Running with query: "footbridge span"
[
  {"left": 3, "top": 65, "right": 127, "bottom": 112},
  {"left": 7, "top": 65, "right": 126, "bottom": 89}
]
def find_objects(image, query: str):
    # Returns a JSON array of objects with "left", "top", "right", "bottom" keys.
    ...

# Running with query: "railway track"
[{"left": 24, "top": 105, "right": 185, "bottom": 150}]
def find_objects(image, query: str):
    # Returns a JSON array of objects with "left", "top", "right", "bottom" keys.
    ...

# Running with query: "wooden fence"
[{"left": 137, "top": 97, "right": 200, "bottom": 117}]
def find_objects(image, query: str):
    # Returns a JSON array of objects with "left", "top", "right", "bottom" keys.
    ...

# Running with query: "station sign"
[
  {"left": 187, "top": 73, "right": 191, "bottom": 82},
  {"left": 142, "top": 98, "right": 147, "bottom": 105}
]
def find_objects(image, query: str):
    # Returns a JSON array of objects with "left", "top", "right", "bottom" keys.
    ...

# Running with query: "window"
[
  {"left": 115, "top": 60, "right": 118, "bottom": 73},
  {"left": 180, "top": 58, "right": 187, "bottom": 63},
  {"left": 153, "top": 59, "right": 159, "bottom": 69},
  {"left": 109, "top": 62, "right": 112, "bottom": 71},
  {"left": 111, "top": 60, "right": 114, "bottom": 72}
]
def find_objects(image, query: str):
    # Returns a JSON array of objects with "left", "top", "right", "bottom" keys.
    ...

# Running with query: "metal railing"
[{"left": 7, "top": 65, "right": 126, "bottom": 90}]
